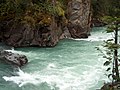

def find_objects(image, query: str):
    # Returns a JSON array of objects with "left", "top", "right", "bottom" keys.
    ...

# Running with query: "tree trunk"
[{"left": 114, "top": 23, "right": 119, "bottom": 81}]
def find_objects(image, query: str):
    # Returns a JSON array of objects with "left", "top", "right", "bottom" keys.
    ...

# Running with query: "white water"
[
  {"left": 1, "top": 27, "right": 112, "bottom": 90},
  {"left": 74, "top": 29, "right": 113, "bottom": 42},
  {"left": 3, "top": 62, "right": 107, "bottom": 90}
]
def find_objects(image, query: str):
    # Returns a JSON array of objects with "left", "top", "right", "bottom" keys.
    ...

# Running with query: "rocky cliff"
[
  {"left": 1, "top": 18, "right": 62, "bottom": 47},
  {"left": 0, "top": 0, "right": 91, "bottom": 47},
  {"left": 67, "top": 0, "right": 91, "bottom": 38}
]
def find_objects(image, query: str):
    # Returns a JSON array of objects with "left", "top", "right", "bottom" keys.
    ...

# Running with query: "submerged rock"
[
  {"left": 0, "top": 51, "right": 28, "bottom": 67},
  {"left": 101, "top": 82, "right": 120, "bottom": 90}
]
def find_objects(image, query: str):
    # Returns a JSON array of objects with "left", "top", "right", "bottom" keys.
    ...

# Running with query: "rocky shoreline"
[
  {"left": 0, "top": 0, "right": 91, "bottom": 48},
  {"left": 101, "top": 82, "right": 120, "bottom": 90}
]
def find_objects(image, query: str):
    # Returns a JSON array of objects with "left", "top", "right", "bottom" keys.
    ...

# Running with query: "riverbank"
[
  {"left": 0, "top": 27, "right": 111, "bottom": 90},
  {"left": 0, "top": 0, "right": 91, "bottom": 48}
]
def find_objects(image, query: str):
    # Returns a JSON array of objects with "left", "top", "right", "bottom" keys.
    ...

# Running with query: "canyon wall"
[
  {"left": 67, "top": 0, "right": 91, "bottom": 38},
  {"left": 0, "top": 0, "right": 91, "bottom": 47}
]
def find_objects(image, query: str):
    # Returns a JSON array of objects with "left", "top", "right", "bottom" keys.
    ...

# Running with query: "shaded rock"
[
  {"left": 2, "top": 19, "right": 61, "bottom": 47},
  {"left": 80, "top": 33, "right": 88, "bottom": 38},
  {"left": 91, "top": 18, "right": 106, "bottom": 27},
  {"left": 0, "top": 51, "right": 28, "bottom": 67},
  {"left": 68, "top": 24, "right": 89, "bottom": 38},
  {"left": 101, "top": 82, "right": 120, "bottom": 90},
  {"left": 60, "top": 27, "right": 71, "bottom": 39}
]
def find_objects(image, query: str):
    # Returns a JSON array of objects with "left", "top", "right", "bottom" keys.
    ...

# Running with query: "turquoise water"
[{"left": 0, "top": 27, "right": 112, "bottom": 90}]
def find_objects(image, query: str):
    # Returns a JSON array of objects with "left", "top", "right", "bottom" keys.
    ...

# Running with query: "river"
[{"left": 0, "top": 27, "right": 112, "bottom": 90}]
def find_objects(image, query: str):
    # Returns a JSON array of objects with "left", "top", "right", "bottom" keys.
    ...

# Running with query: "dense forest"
[
  {"left": 0, "top": 0, "right": 119, "bottom": 28},
  {"left": 0, "top": 0, "right": 67, "bottom": 27},
  {"left": 92, "top": 0, "right": 120, "bottom": 17},
  {"left": 92, "top": 0, "right": 120, "bottom": 26}
]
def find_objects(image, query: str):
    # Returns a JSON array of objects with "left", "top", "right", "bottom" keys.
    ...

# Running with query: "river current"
[{"left": 0, "top": 27, "right": 113, "bottom": 90}]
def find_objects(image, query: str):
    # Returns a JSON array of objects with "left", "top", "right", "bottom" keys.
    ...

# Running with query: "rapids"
[{"left": 0, "top": 27, "right": 113, "bottom": 90}]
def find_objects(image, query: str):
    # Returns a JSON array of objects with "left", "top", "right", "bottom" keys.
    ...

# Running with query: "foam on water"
[
  {"left": 1, "top": 27, "right": 112, "bottom": 90},
  {"left": 47, "top": 63, "right": 57, "bottom": 69},
  {"left": 5, "top": 49, "right": 30, "bottom": 55},
  {"left": 3, "top": 69, "right": 41, "bottom": 87},
  {"left": 73, "top": 31, "right": 113, "bottom": 42},
  {"left": 3, "top": 61, "right": 108, "bottom": 90},
  {"left": 5, "top": 49, "right": 39, "bottom": 62}
]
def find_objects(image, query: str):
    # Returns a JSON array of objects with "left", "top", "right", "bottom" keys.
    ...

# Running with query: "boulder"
[{"left": 0, "top": 51, "right": 28, "bottom": 67}]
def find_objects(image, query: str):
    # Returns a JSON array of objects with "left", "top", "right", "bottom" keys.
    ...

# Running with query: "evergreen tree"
[{"left": 92, "top": 0, "right": 120, "bottom": 19}]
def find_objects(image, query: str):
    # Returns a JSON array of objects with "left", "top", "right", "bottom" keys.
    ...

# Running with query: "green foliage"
[
  {"left": 54, "top": 1, "right": 65, "bottom": 16},
  {"left": 102, "top": 16, "right": 120, "bottom": 24},
  {"left": 104, "top": 61, "right": 111, "bottom": 66},
  {"left": 106, "top": 67, "right": 111, "bottom": 71},
  {"left": 96, "top": 2, "right": 120, "bottom": 82},
  {"left": 0, "top": 0, "right": 66, "bottom": 27},
  {"left": 97, "top": 15, "right": 120, "bottom": 82},
  {"left": 104, "top": 41, "right": 120, "bottom": 50},
  {"left": 92, "top": 0, "right": 120, "bottom": 20}
]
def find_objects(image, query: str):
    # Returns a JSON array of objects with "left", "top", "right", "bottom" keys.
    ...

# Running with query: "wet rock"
[
  {"left": 101, "top": 82, "right": 120, "bottom": 90},
  {"left": 0, "top": 51, "right": 28, "bottom": 67}
]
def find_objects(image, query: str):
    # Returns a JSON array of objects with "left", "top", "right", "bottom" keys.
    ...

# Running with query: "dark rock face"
[
  {"left": 59, "top": 27, "right": 71, "bottom": 39},
  {"left": 101, "top": 82, "right": 120, "bottom": 90},
  {"left": 2, "top": 19, "right": 61, "bottom": 47},
  {"left": 91, "top": 18, "right": 106, "bottom": 27},
  {"left": 0, "top": 51, "right": 28, "bottom": 67},
  {"left": 67, "top": 0, "right": 91, "bottom": 38},
  {"left": 0, "top": 0, "right": 92, "bottom": 47}
]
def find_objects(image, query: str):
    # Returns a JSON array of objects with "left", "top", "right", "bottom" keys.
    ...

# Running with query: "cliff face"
[
  {"left": 0, "top": 0, "right": 91, "bottom": 47},
  {"left": 67, "top": 0, "right": 91, "bottom": 38},
  {"left": 2, "top": 18, "right": 62, "bottom": 47}
]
